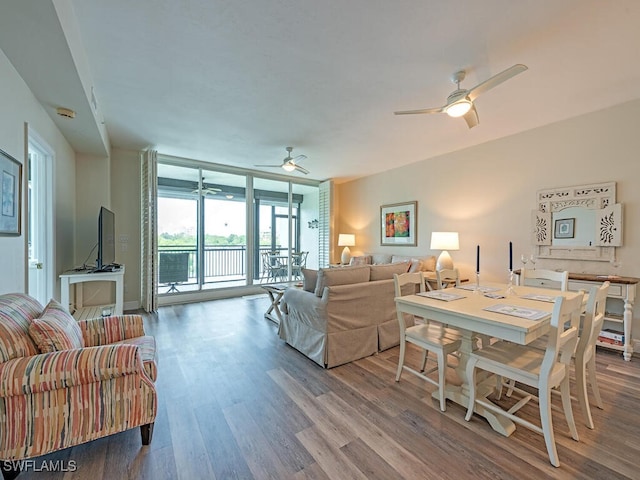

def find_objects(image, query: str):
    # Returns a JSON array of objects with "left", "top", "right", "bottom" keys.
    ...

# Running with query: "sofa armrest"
[
  {"left": 0, "top": 344, "right": 146, "bottom": 398},
  {"left": 281, "top": 287, "right": 327, "bottom": 329},
  {"left": 79, "top": 314, "right": 146, "bottom": 346}
]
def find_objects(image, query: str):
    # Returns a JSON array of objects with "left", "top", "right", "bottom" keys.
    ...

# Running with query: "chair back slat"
[
  {"left": 540, "top": 293, "right": 584, "bottom": 378},
  {"left": 577, "top": 282, "right": 609, "bottom": 358}
]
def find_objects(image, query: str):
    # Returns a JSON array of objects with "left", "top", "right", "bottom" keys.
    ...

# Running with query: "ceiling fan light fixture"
[
  {"left": 445, "top": 99, "right": 472, "bottom": 118},
  {"left": 282, "top": 163, "right": 296, "bottom": 172}
]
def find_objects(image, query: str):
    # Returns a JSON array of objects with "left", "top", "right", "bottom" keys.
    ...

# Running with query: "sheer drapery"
[{"left": 141, "top": 150, "right": 158, "bottom": 312}]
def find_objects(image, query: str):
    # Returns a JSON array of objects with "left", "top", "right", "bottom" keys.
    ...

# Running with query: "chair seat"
[
  {"left": 405, "top": 323, "right": 461, "bottom": 348},
  {"left": 472, "top": 340, "right": 566, "bottom": 388}
]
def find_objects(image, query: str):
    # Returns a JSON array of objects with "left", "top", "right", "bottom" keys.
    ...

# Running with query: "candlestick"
[
  {"left": 476, "top": 245, "right": 480, "bottom": 274},
  {"left": 506, "top": 269, "right": 516, "bottom": 297},
  {"left": 509, "top": 241, "right": 513, "bottom": 271},
  {"left": 474, "top": 272, "right": 481, "bottom": 294}
]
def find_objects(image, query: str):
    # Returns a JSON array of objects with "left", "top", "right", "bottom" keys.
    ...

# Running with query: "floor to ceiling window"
[{"left": 156, "top": 158, "right": 320, "bottom": 301}]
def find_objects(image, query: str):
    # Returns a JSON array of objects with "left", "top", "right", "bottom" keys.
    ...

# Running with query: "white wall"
[
  {"left": 337, "top": 99, "right": 640, "bottom": 333},
  {"left": 111, "top": 148, "right": 141, "bottom": 309},
  {"left": 0, "top": 48, "right": 76, "bottom": 296}
]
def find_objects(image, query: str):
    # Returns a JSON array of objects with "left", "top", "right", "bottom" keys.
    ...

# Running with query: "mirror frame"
[{"left": 533, "top": 181, "right": 618, "bottom": 262}]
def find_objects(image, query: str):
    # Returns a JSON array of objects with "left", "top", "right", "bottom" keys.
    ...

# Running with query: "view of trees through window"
[{"left": 155, "top": 165, "right": 319, "bottom": 296}]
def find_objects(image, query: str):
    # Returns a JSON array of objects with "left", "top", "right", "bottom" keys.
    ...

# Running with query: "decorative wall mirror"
[{"left": 531, "top": 181, "right": 622, "bottom": 261}]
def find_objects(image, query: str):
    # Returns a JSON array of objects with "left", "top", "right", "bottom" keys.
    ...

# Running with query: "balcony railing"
[{"left": 158, "top": 245, "right": 289, "bottom": 288}]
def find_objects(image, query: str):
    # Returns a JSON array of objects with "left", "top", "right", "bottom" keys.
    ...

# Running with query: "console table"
[
  {"left": 516, "top": 270, "right": 638, "bottom": 361},
  {"left": 60, "top": 266, "right": 125, "bottom": 320}
]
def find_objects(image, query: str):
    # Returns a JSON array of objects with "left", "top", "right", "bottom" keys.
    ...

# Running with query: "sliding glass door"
[{"left": 156, "top": 158, "right": 319, "bottom": 299}]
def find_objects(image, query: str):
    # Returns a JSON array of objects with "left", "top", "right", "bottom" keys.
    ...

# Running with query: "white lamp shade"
[
  {"left": 430, "top": 232, "right": 459, "bottom": 250},
  {"left": 338, "top": 234, "right": 356, "bottom": 247}
]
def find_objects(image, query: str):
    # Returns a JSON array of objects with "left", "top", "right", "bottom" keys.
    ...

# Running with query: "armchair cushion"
[
  {"left": 0, "top": 344, "right": 146, "bottom": 398},
  {"left": 28, "top": 299, "right": 84, "bottom": 353},
  {"left": 0, "top": 294, "right": 42, "bottom": 362}
]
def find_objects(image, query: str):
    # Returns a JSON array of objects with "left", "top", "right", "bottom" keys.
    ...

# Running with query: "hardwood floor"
[{"left": 17, "top": 295, "right": 640, "bottom": 479}]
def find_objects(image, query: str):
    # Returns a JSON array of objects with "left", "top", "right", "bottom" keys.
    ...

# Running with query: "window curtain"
[{"left": 140, "top": 150, "right": 158, "bottom": 312}]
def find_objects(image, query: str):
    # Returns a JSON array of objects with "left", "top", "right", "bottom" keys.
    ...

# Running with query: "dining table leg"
[{"left": 432, "top": 327, "right": 517, "bottom": 437}]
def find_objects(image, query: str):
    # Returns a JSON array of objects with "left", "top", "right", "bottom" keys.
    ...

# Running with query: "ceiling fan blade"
[
  {"left": 463, "top": 105, "right": 479, "bottom": 129},
  {"left": 254, "top": 164, "right": 285, "bottom": 168},
  {"left": 294, "top": 164, "right": 309, "bottom": 175},
  {"left": 292, "top": 154, "right": 307, "bottom": 162},
  {"left": 467, "top": 64, "right": 528, "bottom": 102},
  {"left": 394, "top": 105, "right": 445, "bottom": 115}
]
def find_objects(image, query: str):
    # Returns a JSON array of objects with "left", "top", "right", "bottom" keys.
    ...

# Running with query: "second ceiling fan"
[
  {"left": 255, "top": 147, "right": 309, "bottom": 174},
  {"left": 394, "top": 64, "right": 528, "bottom": 128}
]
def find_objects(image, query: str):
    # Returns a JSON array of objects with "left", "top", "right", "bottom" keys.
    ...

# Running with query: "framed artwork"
[
  {"left": 380, "top": 201, "right": 417, "bottom": 246},
  {"left": 0, "top": 149, "right": 21, "bottom": 236},
  {"left": 554, "top": 218, "right": 575, "bottom": 239}
]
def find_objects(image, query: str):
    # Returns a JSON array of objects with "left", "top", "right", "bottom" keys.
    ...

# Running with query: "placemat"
[
  {"left": 417, "top": 291, "right": 466, "bottom": 301},
  {"left": 458, "top": 285, "right": 500, "bottom": 293},
  {"left": 520, "top": 293, "right": 557, "bottom": 303},
  {"left": 483, "top": 304, "right": 549, "bottom": 320}
]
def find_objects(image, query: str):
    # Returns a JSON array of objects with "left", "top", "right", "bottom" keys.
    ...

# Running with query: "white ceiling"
[{"left": 2, "top": 1, "right": 640, "bottom": 183}]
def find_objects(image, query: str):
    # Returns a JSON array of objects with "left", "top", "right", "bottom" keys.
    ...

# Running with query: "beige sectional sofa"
[{"left": 278, "top": 255, "right": 436, "bottom": 368}]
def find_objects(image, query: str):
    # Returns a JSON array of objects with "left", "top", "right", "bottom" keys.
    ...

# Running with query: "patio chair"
[{"left": 291, "top": 251, "right": 308, "bottom": 280}]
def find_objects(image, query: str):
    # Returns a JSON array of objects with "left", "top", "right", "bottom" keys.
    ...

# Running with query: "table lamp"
[
  {"left": 338, "top": 234, "right": 356, "bottom": 265},
  {"left": 430, "top": 232, "right": 459, "bottom": 270}
]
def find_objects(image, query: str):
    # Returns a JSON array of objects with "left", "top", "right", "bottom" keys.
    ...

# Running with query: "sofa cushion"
[
  {"left": 314, "top": 266, "right": 371, "bottom": 296},
  {"left": 349, "top": 255, "right": 372, "bottom": 266},
  {"left": 302, "top": 268, "right": 318, "bottom": 293},
  {"left": 390, "top": 255, "right": 437, "bottom": 273},
  {"left": 369, "top": 253, "right": 392, "bottom": 265},
  {"left": 369, "top": 262, "right": 410, "bottom": 281},
  {"left": 409, "top": 256, "right": 437, "bottom": 273},
  {"left": 0, "top": 293, "right": 43, "bottom": 362},
  {"left": 29, "top": 300, "right": 84, "bottom": 353}
]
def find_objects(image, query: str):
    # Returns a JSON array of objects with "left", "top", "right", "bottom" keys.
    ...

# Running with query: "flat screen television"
[{"left": 96, "top": 206, "right": 116, "bottom": 271}]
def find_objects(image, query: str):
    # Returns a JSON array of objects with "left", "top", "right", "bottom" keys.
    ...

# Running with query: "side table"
[{"left": 262, "top": 284, "right": 289, "bottom": 324}]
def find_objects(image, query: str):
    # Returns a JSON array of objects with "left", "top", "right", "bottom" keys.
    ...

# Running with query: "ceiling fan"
[
  {"left": 255, "top": 147, "right": 309, "bottom": 175},
  {"left": 191, "top": 177, "right": 221, "bottom": 196},
  {"left": 394, "top": 64, "right": 528, "bottom": 128}
]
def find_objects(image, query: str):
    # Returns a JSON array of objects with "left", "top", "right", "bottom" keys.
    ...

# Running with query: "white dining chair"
[
  {"left": 573, "top": 282, "right": 608, "bottom": 429},
  {"left": 518, "top": 268, "right": 568, "bottom": 291},
  {"left": 501, "top": 283, "right": 608, "bottom": 430},
  {"left": 435, "top": 268, "right": 460, "bottom": 290},
  {"left": 464, "top": 292, "right": 584, "bottom": 467},
  {"left": 393, "top": 272, "right": 462, "bottom": 411}
]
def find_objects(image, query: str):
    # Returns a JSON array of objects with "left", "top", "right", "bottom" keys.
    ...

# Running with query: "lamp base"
[
  {"left": 341, "top": 247, "right": 352, "bottom": 265},
  {"left": 436, "top": 251, "right": 453, "bottom": 271}
]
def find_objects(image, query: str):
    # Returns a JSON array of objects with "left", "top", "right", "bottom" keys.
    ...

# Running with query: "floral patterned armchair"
[{"left": 0, "top": 293, "right": 157, "bottom": 479}]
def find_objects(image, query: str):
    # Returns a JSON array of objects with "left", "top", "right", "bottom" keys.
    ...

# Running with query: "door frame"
[{"left": 26, "top": 125, "right": 55, "bottom": 304}]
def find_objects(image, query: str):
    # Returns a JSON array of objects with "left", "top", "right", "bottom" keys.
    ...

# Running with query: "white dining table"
[{"left": 394, "top": 282, "right": 583, "bottom": 436}]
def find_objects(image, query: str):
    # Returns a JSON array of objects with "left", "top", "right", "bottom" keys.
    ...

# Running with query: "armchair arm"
[
  {"left": 79, "top": 314, "right": 146, "bottom": 346},
  {"left": 0, "top": 344, "right": 145, "bottom": 398}
]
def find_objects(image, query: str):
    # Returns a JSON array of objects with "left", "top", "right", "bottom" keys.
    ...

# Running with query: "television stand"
[{"left": 60, "top": 266, "right": 125, "bottom": 319}]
